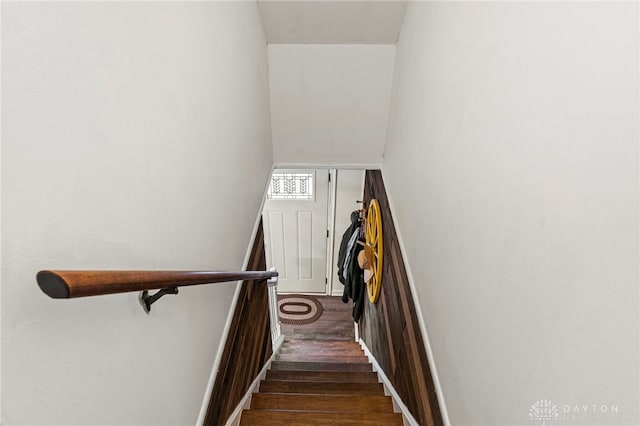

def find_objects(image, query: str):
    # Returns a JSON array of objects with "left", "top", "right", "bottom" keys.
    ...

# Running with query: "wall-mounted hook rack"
[{"left": 139, "top": 287, "right": 179, "bottom": 314}]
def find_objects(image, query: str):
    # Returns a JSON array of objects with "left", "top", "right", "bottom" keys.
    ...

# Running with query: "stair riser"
[
  {"left": 270, "top": 361, "right": 373, "bottom": 372},
  {"left": 266, "top": 370, "right": 379, "bottom": 383},
  {"left": 280, "top": 341, "right": 364, "bottom": 350},
  {"left": 281, "top": 339, "right": 361, "bottom": 345},
  {"left": 279, "top": 347, "right": 365, "bottom": 355},
  {"left": 259, "top": 380, "right": 384, "bottom": 395},
  {"left": 275, "top": 354, "right": 369, "bottom": 363}
]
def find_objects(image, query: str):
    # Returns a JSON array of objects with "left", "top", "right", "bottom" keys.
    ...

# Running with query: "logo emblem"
[{"left": 529, "top": 400, "right": 559, "bottom": 426}]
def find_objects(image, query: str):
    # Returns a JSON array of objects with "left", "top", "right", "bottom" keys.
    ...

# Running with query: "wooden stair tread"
[
  {"left": 278, "top": 346, "right": 365, "bottom": 355},
  {"left": 280, "top": 334, "right": 356, "bottom": 341},
  {"left": 283, "top": 338, "right": 359, "bottom": 343},
  {"left": 282, "top": 339, "right": 363, "bottom": 348},
  {"left": 239, "top": 410, "right": 403, "bottom": 425},
  {"left": 266, "top": 369, "right": 379, "bottom": 383},
  {"left": 250, "top": 393, "right": 394, "bottom": 412},
  {"left": 270, "top": 361, "right": 373, "bottom": 372},
  {"left": 275, "top": 353, "right": 369, "bottom": 363},
  {"left": 259, "top": 380, "right": 384, "bottom": 395}
]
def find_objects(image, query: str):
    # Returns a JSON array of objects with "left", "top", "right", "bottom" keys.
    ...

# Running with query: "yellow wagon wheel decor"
[{"left": 364, "top": 199, "right": 383, "bottom": 303}]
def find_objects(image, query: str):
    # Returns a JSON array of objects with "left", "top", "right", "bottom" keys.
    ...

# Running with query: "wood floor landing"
[{"left": 278, "top": 295, "right": 355, "bottom": 341}]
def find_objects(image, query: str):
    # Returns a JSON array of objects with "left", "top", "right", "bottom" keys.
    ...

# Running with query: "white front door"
[{"left": 263, "top": 169, "right": 329, "bottom": 293}]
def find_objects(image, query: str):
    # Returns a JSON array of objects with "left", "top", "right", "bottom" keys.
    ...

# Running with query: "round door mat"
[{"left": 278, "top": 295, "right": 324, "bottom": 325}]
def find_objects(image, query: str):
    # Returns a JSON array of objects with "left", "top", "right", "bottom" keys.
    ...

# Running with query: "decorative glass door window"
[{"left": 267, "top": 171, "right": 314, "bottom": 200}]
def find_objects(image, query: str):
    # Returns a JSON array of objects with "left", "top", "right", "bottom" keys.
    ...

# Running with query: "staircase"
[{"left": 239, "top": 339, "right": 403, "bottom": 425}]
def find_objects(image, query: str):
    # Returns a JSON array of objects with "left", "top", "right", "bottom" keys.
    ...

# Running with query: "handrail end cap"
[{"left": 37, "top": 271, "right": 71, "bottom": 299}]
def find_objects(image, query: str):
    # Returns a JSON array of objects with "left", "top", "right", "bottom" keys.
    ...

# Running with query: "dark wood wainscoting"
[
  {"left": 360, "top": 170, "right": 443, "bottom": 426},
  {"left": 204, "top": 220, "right": 273, "bottom": 425}
]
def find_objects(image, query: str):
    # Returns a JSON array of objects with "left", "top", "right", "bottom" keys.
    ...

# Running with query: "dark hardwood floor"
[{"left": 278, "top": 295, "right": 355, "bottom": 341}]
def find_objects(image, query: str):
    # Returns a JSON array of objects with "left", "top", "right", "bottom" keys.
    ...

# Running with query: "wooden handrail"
[{"left": 37, "top": 270, "right": 278, "bottom": 299}]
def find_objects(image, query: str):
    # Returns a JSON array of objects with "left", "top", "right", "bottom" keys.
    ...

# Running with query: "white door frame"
[
  {"left": 267, "top": 164, "right": 376, "bottom": 296},
  {"left": 325, "top": 169, "right": 338, "bottom": 296}
]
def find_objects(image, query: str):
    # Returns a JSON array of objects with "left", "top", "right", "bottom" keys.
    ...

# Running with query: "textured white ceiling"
[{"left": 257, "top": 1, "right": 407, "bottom": 44}]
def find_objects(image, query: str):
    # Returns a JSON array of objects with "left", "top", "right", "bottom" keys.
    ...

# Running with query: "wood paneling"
[
  {"left": 203, "top": 220, "right": 273, "bottom": 425},
  {"left": 359, "top": 170, "right": 443, "bottom": 426}
]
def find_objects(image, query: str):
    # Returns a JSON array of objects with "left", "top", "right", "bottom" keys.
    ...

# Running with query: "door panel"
[
  {"left": 297, "top": 211, "right": 313, "bottom": 279},
  {"left": 263, "top": 169, "right": 329, "bottom": 293}
]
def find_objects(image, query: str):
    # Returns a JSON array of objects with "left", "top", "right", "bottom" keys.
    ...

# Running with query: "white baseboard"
[
  {"left": 359, "top": 339, "right": 420, "bottom": 426},
  {"left": 224, "top": 335, "right": 285, "bottom": 426}
]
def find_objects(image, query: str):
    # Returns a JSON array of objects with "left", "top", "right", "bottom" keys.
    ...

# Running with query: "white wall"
[
  {"left": 2, "top": 2, "right": 272, "bottom": 425},
  {"left": 269, "top": 44, "right": 395, "bottom": 167},
  {"left": 383, "top": 2, "right": 638, "bottom": 425}
]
